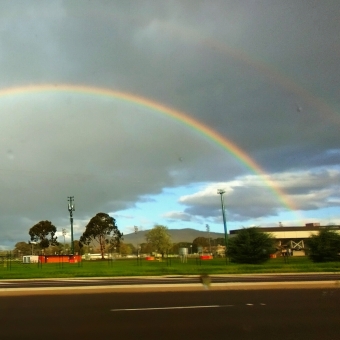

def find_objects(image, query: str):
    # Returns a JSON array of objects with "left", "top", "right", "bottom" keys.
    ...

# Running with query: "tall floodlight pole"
[
  {"left": 206, "top": 224, "right": 211, "bottom": 254},
  {"left": 62, "top": 228, "right": 67, "bottom": 249},
  {"left": 217, "top": 189, "right": 228, "bottom": 263},
  {"left": 67, "top": 196, "right": 75, "bottom": 254},
  {"left": 134, "top": 226, "right": 139, "bottom": 257},
  {"left": 29, "top": 241, "right": 37, "bottom": 255},
  {"left": 134, "top": 226, "right": 141, "bottom": 265}
]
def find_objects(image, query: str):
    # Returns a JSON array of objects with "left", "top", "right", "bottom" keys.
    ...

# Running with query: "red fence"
[{"left": 38, "top": 255, "right": 82, "bottom": 263}]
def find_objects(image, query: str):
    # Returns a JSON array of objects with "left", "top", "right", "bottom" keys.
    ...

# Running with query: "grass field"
[{"left": 0, "top": 256, "right": 340, "bottom": 279}]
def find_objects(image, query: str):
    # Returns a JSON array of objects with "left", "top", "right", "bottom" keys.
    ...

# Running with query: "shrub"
[
  {"left": 308, "top": 227, "right": 340, "bottom": 262},
  {"left": 228, "top": 227, "right": 276, "bottom": 264}
]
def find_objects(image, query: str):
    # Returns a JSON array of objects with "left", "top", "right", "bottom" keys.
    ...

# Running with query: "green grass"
[{"left": 0, "top": 256, "right": 340, "bottom": 279}]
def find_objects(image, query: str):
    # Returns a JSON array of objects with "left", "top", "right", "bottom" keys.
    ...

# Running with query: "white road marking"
[
  {"left": 246, "top": 304, "right": 254, "bottom": 306},
  {"left": 111, "top": 305, "right": 234, "bottom": 312}
]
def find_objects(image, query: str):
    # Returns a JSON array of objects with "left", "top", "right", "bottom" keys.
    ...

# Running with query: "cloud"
[
  {"left": 162, "top": 211, "right": 193, "bottom": 222},
  {"left": 179, "top": 168, "right": 340, "bottom": 221},
  {"left": 0, "top": 1, "right": 339, "bottom": 247}
]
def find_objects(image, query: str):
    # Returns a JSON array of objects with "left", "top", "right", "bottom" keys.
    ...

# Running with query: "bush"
[
  {"left": 227, "top": 227, "right": 276, "bottom": 264},
  {"left": 308, "top": 227, "right": 340, "bottom": 262}
]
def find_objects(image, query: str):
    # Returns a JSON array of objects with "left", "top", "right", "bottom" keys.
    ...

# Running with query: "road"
[{"left": 0, "top": 288, "right": 339, "bottom": 340}]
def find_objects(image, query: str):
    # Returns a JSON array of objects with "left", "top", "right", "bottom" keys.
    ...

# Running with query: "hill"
[{"left": 122, "top": 228, "right": 224, "bottom": 245}]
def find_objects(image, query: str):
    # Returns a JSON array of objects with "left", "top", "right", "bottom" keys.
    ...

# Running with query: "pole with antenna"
[{"left": 67, "top": 196, "right": 75, "bottom": 254}]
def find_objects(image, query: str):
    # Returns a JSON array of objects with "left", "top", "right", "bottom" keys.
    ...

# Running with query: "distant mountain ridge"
[{"left": 122, "top": 228, "right": 224, "bottom": 245}]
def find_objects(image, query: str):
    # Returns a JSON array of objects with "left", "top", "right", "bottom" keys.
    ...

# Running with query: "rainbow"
[{"left": 0, "top": 83, "right": 298, "bottom": 213}]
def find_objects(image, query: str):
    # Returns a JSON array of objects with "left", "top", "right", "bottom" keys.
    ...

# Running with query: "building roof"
[{"left": 230, "top": 225, "right": 340, "bottom": 234}]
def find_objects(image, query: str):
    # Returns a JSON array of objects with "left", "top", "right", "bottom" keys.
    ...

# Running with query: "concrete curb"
[{"left": 0, "top": 280, "right": 339, "bottom": 296}]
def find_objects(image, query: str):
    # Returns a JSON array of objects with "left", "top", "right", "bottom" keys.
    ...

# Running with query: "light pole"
[
  {"left": 134, "top": 226, "right": 140, "bottom": 264},
  {"left": 29, "top": 241, "right": 37, "bottom": 255},
  {"left": 206, "top": 224, "right": 211, "bottom": 254},
  {"left": 134, "top": 226, "right": 138, "bottom": 253},
  {"left": 217, "top": 189, "right": 228, "bottom": 262},
  {"left": 62, "top": 228, "right": 67, "bottom": 250},
  {"left": 67, "top": 196, "right": 75, "bottom": 255}
]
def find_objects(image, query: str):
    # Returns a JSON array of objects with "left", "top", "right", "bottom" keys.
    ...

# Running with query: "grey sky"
[{"left": 0, "top": 1, "right": 339, "bottom": 248}]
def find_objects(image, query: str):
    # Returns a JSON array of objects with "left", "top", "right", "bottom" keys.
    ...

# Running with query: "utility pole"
[
  {"left": 29, "top": 241, "right": 37, "bottom": 255},
  {"left": 67, "top": 196, "right": 75, "bottom": 254},
  {"left": 206, "top": 224, "right": 211, "bottom": 254},
  {"left": 217, "top": 189, "right": 228, "bottom": 263},
  {"left": 134, "top": 226, "right": 140, "bottom": 265},
  {"left": 62, "top": 228, "right": 67, "bottom": 252}
]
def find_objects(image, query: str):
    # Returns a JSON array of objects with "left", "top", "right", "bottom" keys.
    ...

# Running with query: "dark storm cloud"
[{"left": 0, "top": 1, "right": 339, "bottom": 247}]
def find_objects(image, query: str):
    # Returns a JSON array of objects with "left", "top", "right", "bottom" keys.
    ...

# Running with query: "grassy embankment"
[{"left": 0, "top": 256, "right": 340, "bottom": 279}]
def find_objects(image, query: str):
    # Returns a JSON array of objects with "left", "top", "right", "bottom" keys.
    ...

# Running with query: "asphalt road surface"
[{"left": 1, "top": 288, "right": 339, "bottom": 340}]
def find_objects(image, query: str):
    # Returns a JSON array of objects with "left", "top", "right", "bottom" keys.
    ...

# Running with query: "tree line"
[
  {"left": 14, "top": 222, "right": 226, "bottom": 260},
  {"left": 22, "top": 212, "right": 123, "bottom": 260},
  {"left": 13, "top": 221, "right": 340, "bottom": 263}
]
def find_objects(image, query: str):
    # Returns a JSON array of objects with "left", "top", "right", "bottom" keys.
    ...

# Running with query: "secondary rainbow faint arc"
[{"left": 0, "top": 83, "right": 297, "bottom": 212}]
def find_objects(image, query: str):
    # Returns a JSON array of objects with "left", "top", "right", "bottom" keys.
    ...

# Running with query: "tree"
[
  {"left": 139, "top": 242, "right": 152, "bottom": 255},
  {"left": 119, "top": 243, "right": 133, "bottom": 256},
  {"left": 28, "top": 220, "right": 58, "bottom": 250},
  {"left": 308, "top": 227, "right": 340, "bottom": 262},
  {"left": 227, "top": 227, "right": 275, "bottom": 264},
  {"left": 14, "top": 242, "right": 31, "bottom": 256},
  {"left": 192, "top": 237, "right": 210, "bottom": 253},
  {"left": 172, "top": 242, "right": 192, "bottom": 255},
  {"left": 73, "top": 240, "right": 84, "bottom": 255},
  {"left": 80, "top": 212, "right": 123, "bottom": 259},
  {"left": 213, "top": 237, "right": 226, "bottom": 246},
  {"left": 145, "top": 225, "right": 172, "bottom": 258},
  {"left": 45, "top": 243, "right": 64, "bottom": 255}
]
